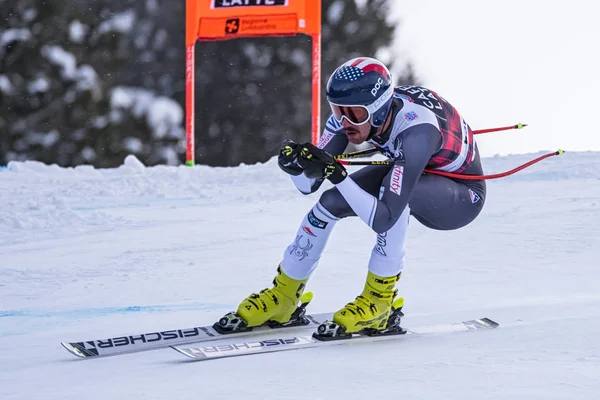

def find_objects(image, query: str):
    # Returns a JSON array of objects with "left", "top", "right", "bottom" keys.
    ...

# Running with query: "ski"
[
  {"left": 61, "top": 312, "right": 332, "bottom": 359},
  {"left": 172, "top": 317, "right": 499, "bottom": 362}
]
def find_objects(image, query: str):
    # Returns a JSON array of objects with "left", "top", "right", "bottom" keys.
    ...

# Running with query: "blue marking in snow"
[
  {"left": 69, "top": 197, "right": 204, "bottom": 212},
  {"left": 0, "top": 303, "right": 229, "bottom": 319},
  {"left": 0, "top": 310, "right": 25, "bottom": 317}
]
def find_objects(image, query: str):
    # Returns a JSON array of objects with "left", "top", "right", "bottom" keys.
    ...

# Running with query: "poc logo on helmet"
[{"left": 371, "top": 77, "right": 384, "bottom": 97}]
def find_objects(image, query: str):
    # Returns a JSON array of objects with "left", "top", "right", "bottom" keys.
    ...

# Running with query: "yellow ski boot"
[
  {"left": 214, "top": 266, "right": 312, "bottom": 333},
  {"left": 314, "top": 271, "right": 405, "bottom": 340}
]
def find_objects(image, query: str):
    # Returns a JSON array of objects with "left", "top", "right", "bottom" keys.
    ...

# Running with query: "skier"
[{"left": 221, "top": 56, "right": 487, "bottom": 339}]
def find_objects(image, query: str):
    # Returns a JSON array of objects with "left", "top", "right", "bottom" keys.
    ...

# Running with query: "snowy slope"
[{"left": 1, "top": 151, "right": 599, "bottom": 400}]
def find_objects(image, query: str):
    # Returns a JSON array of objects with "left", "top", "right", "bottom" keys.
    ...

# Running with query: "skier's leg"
[
  {"left": 332, "top": 190, "right": 410, "bottom": 334},
  {"left": 410, "top": 149, "right": 486, "bottom": 230},
  {"left": 279, "top": 203, "right": 340, "bottom": 280},
  {"left": 326, "top": 172, "right": 485, "bottom": 333},
  {"left": 237, "top": 166, "right": 390, "bottom": 327},
  {"left": 367, "top": 204, "right": 410, "bottom": 277},
  {"left": 318, "top": 164, "right": 391, "bottom": 218},
  {"left": 280, "top": 164, "right": 391, "bottom": 280},
  {"left": 409, "top": 176, "right": 485, "bottom": 230},
  {"left": 318, "top": 154, "right": 487, "bottom": 336}
]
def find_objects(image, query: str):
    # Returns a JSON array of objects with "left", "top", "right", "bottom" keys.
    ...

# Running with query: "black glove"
[
  {"left": 297, "top": 142, "right": 347, "bottom": 184},
  {"left": 278, "top": 139, "right": 303, "bottom": 176}
]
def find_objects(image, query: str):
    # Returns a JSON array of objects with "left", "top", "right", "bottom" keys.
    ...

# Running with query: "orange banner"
[
  {"left": 187, "top": 0, "right": 320, "bottom": 44},
  {"left": 198, "top": 14, "right": 298, "bottom": 39}
]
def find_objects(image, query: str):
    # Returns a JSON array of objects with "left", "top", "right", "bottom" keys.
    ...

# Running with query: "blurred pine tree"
[
  {"left": 0, "top": 0, "right": 418, "bottom": 167},
  {"left": 0, "top": 0, "right": 184, "bottom": 167}
]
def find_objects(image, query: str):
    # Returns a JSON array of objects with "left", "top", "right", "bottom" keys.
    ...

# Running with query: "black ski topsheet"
[
  {"left": 61, "top": 312, "right": 333, "bottom": 359},
  {"left": 172, "top": 318, "right": 499, "bottom": 362}
]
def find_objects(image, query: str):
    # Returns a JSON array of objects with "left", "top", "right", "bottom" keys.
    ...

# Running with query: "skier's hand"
[
  {"left": 278, "top": 139, "right": 303, "bottom": 176},
  {"left": 297, "top": 142, "right": 347, "bottom": 184}
]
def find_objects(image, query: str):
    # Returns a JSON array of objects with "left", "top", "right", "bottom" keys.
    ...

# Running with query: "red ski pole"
[
  {"left": 335, "top": 123, "right": 528, "bottom": 160},
  {"left": 336, "top": 150, "right": 565, "bottom": 181},
  {"left": 473, "top": 123, "right": 527, "bottom": 135}
]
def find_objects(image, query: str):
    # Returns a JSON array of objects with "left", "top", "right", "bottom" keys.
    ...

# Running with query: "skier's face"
[{"left": 341, "top": 119, "right": 371, "bottom": 144}]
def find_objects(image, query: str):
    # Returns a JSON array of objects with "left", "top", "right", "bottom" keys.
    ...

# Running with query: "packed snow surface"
[{"left": 1, "top": 151, "right": 599, "bottom": 399}]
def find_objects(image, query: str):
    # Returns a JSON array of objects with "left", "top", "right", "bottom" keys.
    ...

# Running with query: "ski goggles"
[
  {"left": 329, "top": 86, "right": 394, "bottom": 126},
  {"left": 329, "top": 104, "right": 371, "bottom": 126}
]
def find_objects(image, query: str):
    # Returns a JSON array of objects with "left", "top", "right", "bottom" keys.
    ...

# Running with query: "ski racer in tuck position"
[{"left": 217, "top": 56, "right": 487, "bottom": 340}]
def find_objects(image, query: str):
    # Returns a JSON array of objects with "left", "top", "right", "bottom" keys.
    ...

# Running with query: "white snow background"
[{"left": 1, "top": 151, "right": 599, "bottom": 399}]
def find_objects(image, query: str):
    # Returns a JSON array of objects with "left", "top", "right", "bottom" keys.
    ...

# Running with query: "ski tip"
[
  {"left": 478, "top": 318, "right": 500, "bottom": 328},
  {"left": 170, "top": 346, "right": 199, "bottom": 360},
  {"left": 61, "top": 342, "right": 89, "bottom": 359}
]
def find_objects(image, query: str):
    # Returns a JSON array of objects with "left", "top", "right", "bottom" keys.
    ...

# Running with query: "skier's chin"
[{"left": 345, "top": 130, "right": 364, "bottom": 144}]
